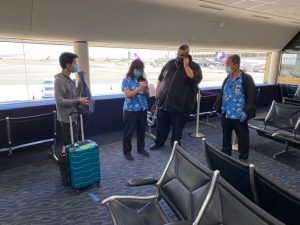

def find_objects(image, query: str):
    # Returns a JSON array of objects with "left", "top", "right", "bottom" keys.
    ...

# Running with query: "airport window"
[
  {"left": 0, "top": 42, "right": 28, "bottom": 102},
  {"left": 89, "top": 47, "right": 266, "bottom": 94},
  {"left": 89, "top": 46, "right": 176, "bottom": 95},
  {"left": 0, "top": 40, "right": 266, "bottom": 103},
  {"left": 193, "top": 51, "right": 266, "bottom": 87},
  {"left": 0, "top": 41, "right": 72, "bottom": 102},
  {"left": 280, "top": 53, "right": 300, "bottom": 77}
]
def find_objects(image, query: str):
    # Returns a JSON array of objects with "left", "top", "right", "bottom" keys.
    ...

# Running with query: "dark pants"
[
  {"left": 58, "top": 121, "right": 79, "bottom": 186},
  {"left": 221, "top": 117, "right": 249, "bottom": 160},
  {"left": 60, "top": 121, "right": 79, "bottom": 146},
  {"left": 123, "top": 110, "right": 147, "bottom": 153},
  {"left": 155, "top": 109, "right": 187, "bottom": 147}
]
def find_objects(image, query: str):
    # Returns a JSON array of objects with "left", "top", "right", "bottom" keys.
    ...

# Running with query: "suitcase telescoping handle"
[{"left": 69, "top": 112, "right": 85, "bottom": 144}]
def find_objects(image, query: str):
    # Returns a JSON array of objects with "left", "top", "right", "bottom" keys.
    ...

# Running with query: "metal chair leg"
[{"left": 273, "top": 142, "right": 289, "bottom": 159}]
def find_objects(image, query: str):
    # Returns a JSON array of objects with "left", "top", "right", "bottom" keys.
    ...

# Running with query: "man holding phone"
[{"left": 150, "top": 45, "right": 203, "bottom": 150}]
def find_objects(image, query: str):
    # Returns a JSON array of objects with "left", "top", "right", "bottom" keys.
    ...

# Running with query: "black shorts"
[{"left": 60, "top": 121, "right": 79, "bottom": 146}]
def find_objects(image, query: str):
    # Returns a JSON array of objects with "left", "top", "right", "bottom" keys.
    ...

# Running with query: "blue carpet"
[{"left": 0, "top": 115, "right": 299, "bottom": 225}]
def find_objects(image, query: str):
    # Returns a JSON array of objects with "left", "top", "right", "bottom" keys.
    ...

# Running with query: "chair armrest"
[
  {"left": 248, "top": 124, "right": 261, "bottom": 130},
  {"left": 282, "top": 97, "right": 300, "bottom": 106},
  {"left": 272, "top": 126, "right": 295, "bottom": 132},
  {"left": 164, "top": 221, "right": 191, "bottom": 225},
  {"left": 273, "top": 133, "right": 300, "bottom": 143},
  {"left": 252, "top": 117, "right": 265, "bottom": 122},
  {"left": 126, "top": 177, "right": 158, "bottom": 187},
  {"left": 287, "top": 93, "right": 294, "bottom": 97}
]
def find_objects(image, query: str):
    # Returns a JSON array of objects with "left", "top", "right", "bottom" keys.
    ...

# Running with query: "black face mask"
[{"left": 175, "top": 57, "right": 183, "bottom": 67}]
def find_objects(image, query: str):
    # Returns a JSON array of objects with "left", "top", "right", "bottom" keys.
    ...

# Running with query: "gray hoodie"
[{"left": 54, "top": 73, "right": 82, "bottom": 123}]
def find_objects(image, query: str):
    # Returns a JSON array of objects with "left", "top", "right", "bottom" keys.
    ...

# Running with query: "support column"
[
  {"left": 268, "top": 51, "right": 281, "bottom": 84},
  {"left": 74, "top": 41, "right": 90, "bottom": 88}
]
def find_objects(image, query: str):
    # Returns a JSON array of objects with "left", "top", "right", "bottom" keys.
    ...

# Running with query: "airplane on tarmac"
[{"left": 213, "top": 52, "right": 266, "bottom": 72}]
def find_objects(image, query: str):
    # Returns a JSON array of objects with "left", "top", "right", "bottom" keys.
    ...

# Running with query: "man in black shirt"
[{"left": 150, "top": 45, "right": 202, "bottom": 150}]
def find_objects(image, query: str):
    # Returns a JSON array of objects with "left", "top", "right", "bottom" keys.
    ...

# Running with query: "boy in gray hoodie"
[{"left": 55, "top": 52, "right": 89, "bottom": 186}]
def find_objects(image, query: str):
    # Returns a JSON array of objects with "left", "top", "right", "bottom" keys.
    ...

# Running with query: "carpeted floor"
[{"left": 0, "top": 115, "right": 299, "bottom": 225}]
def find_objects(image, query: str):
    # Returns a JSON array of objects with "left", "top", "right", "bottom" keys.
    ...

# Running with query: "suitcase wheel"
[{"left": 75, "top": 189, "right": 80, "bottom": 195}]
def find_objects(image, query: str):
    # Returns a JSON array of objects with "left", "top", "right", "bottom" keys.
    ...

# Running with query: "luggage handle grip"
[
  {"left": 69, "top": 112, "right": 85, "bottom": 144},
  {"left": 74, "top": 140, "right": 92, "bottom": 147}
]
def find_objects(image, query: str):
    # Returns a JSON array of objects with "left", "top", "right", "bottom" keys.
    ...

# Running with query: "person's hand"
[
  {"left": 144, "top": 85, "right": 149, "bottom": 91},
  {"left": 183, "top": 57, "right": 189, "bottom": 67},
  {"left": 139, "top": 81, "right": 147, "bottom": 90},
  {"left": 216, "top": 113, "right": 222, "bottom": 118},
  {"left": 78, "top": 71, "right": 85, "bottom": 77},
  {"left": 240, "top": 112, "right": 248, "bottom": 123},
  {"left": 79, "top": 97, "right": 89, "bottom": 105}
]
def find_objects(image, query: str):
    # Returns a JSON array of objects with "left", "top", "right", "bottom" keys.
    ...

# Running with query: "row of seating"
[
  {"left": 249, "top": 100, "right": 300, "bottom": 158},
  {"left": 283, "top": 84, "right": 300, "bottom": 101},
  {"left": 283, "top": 96, "right": 300, "bottom": 106},
  {"left": 196, "top": 90, "right": 219, "bottom": 128},
  {"left": 102, "top": 142, "right": 285, "bottom": 225},
  {"left": 203, "top": 138, "right": 300, "bottom": 225},
  {"left": 0, "top": 111, "right": 57, "bottom": 158}
]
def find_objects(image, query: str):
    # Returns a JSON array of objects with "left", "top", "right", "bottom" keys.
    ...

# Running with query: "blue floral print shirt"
[
  {"left": 221, "top": 72, "right": 245, "bottom": 119},
  {"left": 121, "top": 77, "right": 148, "bottom": 111}
]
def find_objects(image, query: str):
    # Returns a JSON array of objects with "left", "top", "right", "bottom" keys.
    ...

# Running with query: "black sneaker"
[
  {"left": 138, "top": 150, "right": 150, "bottom": 156},
  {"left": 124, "top": 153, "right": 134, "bottom": 161},
  {"left": 149, "top": 144, "right": 163, "bottom": 151}
]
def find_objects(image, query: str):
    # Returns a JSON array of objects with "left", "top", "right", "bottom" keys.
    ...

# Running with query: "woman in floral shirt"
[{"left": 122, "top": 59, "right": 150, "bottom": 160}]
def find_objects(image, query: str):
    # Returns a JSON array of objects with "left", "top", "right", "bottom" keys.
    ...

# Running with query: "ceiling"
[
  {"left": 0, "top": 0, "right": 299, "bottom": 51},
  {"left": 146, "top": 0, "right": 300, "bottom": 25}
]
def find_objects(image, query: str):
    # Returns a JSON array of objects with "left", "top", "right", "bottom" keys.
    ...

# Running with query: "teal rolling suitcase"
[{"left": 67, "top": 113, "right": 101, "bottom": 193}]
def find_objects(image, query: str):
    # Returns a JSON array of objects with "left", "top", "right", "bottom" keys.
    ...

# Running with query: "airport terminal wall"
[{"left": 0, "top": 85, "right": 280, "bottom": 144}]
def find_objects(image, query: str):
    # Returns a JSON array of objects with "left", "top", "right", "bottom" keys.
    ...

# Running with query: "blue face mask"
[
  {"left": 133, "top": 70, "right": 142, "bottom": 78},
  {"left": 225, "top": 66, "right": 233, "bottom": 74},
  {"left": 71, "top": 64, "right": 79, "bottom": 73}
]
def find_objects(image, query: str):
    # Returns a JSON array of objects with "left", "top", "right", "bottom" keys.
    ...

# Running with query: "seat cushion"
[{"left": 105, "top": 198, "right": 170, "bottom": 225}]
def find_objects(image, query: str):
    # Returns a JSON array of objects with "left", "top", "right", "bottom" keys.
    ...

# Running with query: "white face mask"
[{"left": 225, "top": 66, "right": 233, "bottom": 74}]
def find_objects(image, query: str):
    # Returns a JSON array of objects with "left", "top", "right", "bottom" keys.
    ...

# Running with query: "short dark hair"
[
  {"left": 126, "top": 59, "right": 145, "bottom": 80},
  {"left": 227, "top": 54, "right": 240, "bottom": 66},
  {"left": 179, "top": 44, "right": 189, "bottom": 54},
  {"left": 59, "top": 52, "right": 78, "bottom": 69}
]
